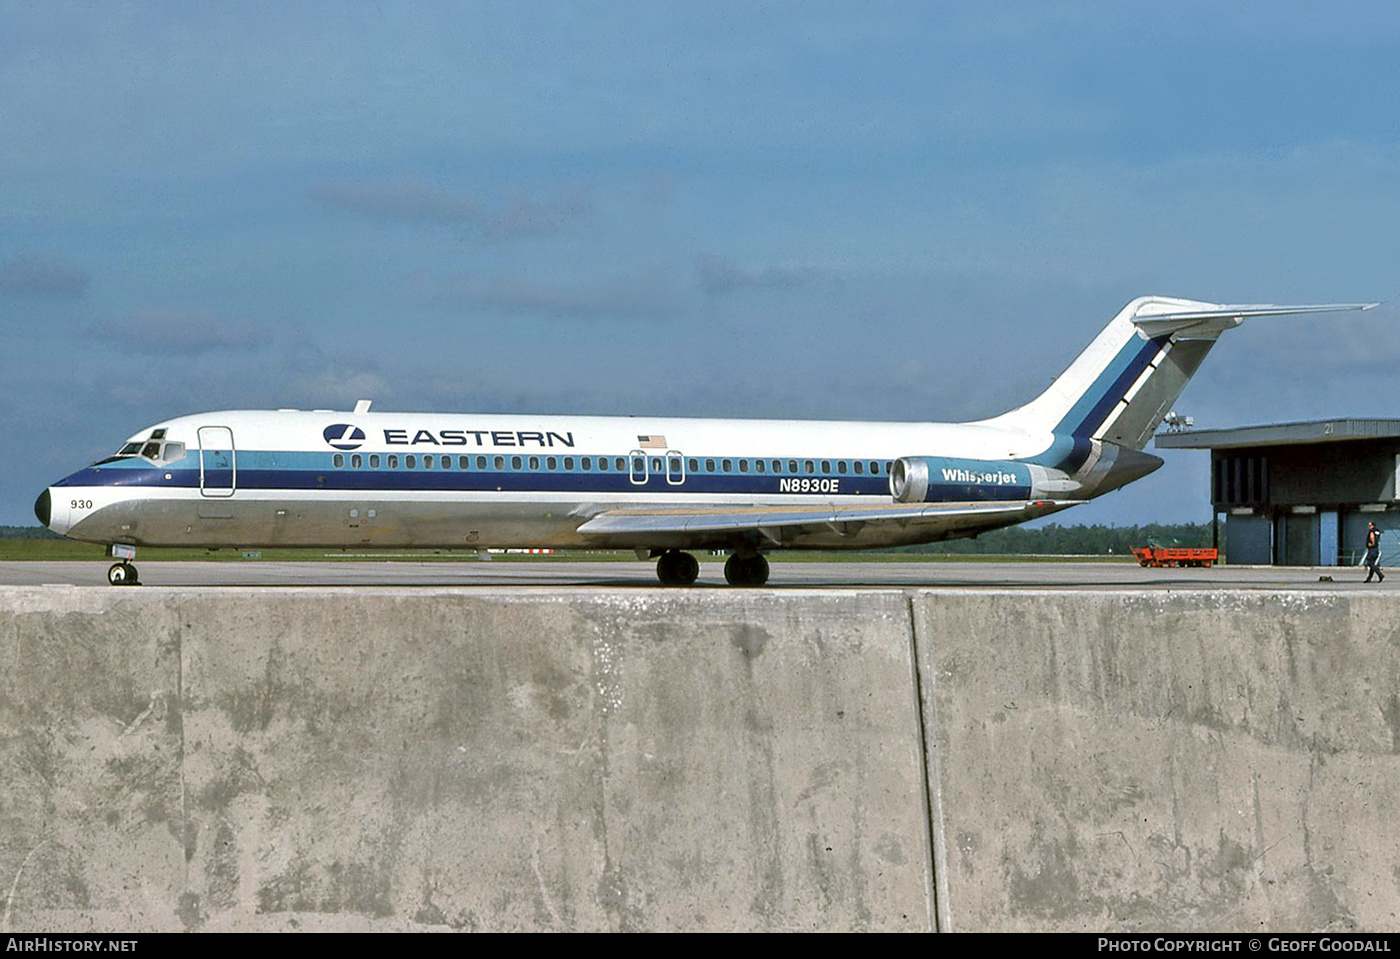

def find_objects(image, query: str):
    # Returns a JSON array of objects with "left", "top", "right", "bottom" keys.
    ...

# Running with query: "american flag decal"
[{"left": 638, "top": 435, "right": 667, "bottom": 449}]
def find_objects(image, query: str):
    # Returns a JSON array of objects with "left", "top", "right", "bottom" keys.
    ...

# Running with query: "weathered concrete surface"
[
  {"left": 6, "top": 585, "right": 1400, "bottom": 932},
  {"left": 0, "top": 588, "right": 931, "bottom": 932},
  {"left": 917, "top": 590, "right": 1400, "bottom": 932}
]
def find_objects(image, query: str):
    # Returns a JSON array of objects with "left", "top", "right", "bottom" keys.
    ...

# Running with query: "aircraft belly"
[{"left": 67, "top": 494, "right": 595, "bottom": 550}]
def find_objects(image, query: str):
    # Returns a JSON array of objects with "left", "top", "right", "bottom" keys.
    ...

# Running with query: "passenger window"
[
  {"left": 370, "top": 454, "right": 380, "bottom": 468},
  {"left": 706, "top": 459, "right": 715, "bottom": 472},
  {"left": 388, "top": 455, "right": 399, "bottom": 469},
  {"left": 755, "top": 460, "right": 765, "bottom": 473},
  {"left": 805, "top": 460, "right": 814, "bottom": 473},
  {"left": 739, "top": 460, "right": 749, "bottom": 473},
  {"left": 459, "top": 456, "right": 469, "bottom": 469},
  {"left": 650, "top": 457, "right": 662, "bottom": 472},
  {"left": 688, "top": 458, "right": 698, "bottom": 472},
  {"left": 512, "top": 456, "right": 522, "bottom": 470},
  {"left": 333, "top": 454, "right": 345, "bottom": 468},
  {"left": 821, "top": 461, "right": 831, "bottom": 473},
  {"left": 494, "top": 456, "right": 504, "bottom": 469},
  {"left": 597, "top": 458, "right": 607, "bottom": 471},
  {"left": 788, "top": 460, "right": 797, "bottom": 474},
  {"left": 722, "top": 459, "right": 732, "bottom": 472},
  {"left": 563, "top": 457, "right": 572, "bottom": 470},
  {"left": 854, "top": 461, "right": 863, "bottom": 474},
  {"left": 351, "top": 454, "right": 362, "bottom": 468},
  {"left": 838, "top": 461, "right": 847, "bottom": 474},
  {"left": 582, "top": 457, "right": 592, "bottom": 470},
  {"left": 477, "top": 456, "right": 487, "bottom": 469},
  {"left": 616, "top": 457, "right": 626, "bottom": 471},
  {"left": 870, "top": 461, "right": 880, "bottom": 474},
  {"left": 424, "top": 455, "right": 433, "bottom": 469}
]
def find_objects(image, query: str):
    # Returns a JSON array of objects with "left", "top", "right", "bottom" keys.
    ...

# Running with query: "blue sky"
[{"left": 4, "top": 1, "right": 1400, "bottom": 527}]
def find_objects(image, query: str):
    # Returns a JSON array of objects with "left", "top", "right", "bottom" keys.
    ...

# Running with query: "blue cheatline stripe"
[
  {"left": 1053, "top": 333, "right": 1168, "bottom": 441},
  {"left": 1029, "top": 332, "right": 1168, "bottom": 473},
  {"left": 54, "top": 463, "right": 899, "bottom": 498},
  {"left": 65, "top": 450, "right": 897, "bottom": 475}
]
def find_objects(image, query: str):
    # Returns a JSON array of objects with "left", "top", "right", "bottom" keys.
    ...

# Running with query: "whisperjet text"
[{"left": 941, "top": 466, "right": 1020, "bottom": 486}]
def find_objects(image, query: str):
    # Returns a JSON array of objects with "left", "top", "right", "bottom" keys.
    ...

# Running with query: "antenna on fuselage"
[{"left": 354, "top": 399, "right": 373, "bottom": 414}]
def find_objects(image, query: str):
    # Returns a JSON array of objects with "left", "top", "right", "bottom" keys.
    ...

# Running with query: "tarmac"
[{"left": 0, "top": 557, "right": 1388, "bottom": 589}]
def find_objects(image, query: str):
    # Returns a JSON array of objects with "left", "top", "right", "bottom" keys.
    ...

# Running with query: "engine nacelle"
[{"left": 888, "top": 456, "right": 1080, "bottom": 503}]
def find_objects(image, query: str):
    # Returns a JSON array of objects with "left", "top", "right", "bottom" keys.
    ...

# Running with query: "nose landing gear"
[
  {"left": 107, "top": 562, "right": 139, "bottom": 586},
  {"left": 107, "top": 544, "right": 139, "bottom": 586}
]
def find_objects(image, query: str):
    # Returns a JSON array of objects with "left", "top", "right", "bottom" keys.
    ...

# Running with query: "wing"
[{"left": 573, "top": 499, "right": 1083, "bottom": 550}]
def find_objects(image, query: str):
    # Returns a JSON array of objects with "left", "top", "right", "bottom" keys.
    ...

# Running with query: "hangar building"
[{"left": 1155, "top": 419, "right": 1400, "bottom": 566}]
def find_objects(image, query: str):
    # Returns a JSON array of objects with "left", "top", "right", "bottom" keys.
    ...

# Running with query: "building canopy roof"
[{"left": 1155, "top": 419, "right": 1400, "bottom": 450}]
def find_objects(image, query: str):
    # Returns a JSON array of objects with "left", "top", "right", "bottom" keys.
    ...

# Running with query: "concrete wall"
[
  {"left": 917, "top": 591, "right": 1400, "bottom": 932},
  {"left": 0, "top": 588, "right": 932, "bottom": 932},
  {"left": 3, "top": 587, "right": 1399, "bottom": 931}
]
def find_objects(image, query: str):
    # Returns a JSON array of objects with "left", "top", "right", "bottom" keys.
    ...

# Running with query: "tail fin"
[{"left": 984, "top": 295, "right": 1376, "bottom": 452}]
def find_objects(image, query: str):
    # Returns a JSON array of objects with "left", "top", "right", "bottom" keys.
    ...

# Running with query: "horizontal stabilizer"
[{"left": 1132, "top": 301, "right": 1378, "bottom": 339}]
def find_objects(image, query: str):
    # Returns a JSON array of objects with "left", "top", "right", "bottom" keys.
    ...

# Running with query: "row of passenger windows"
[{"left": 330, "top": 453, "right": 890, "bottom": 476}]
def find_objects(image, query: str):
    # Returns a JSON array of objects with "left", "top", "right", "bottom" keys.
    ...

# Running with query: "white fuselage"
[{"left": 43, "top": 408, "right": 1070, "bottom": 552}]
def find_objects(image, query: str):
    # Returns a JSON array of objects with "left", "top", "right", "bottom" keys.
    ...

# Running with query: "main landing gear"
[
  {"left": 108, "top": 562, "right": 139, "bottom": 586},
  {"left": 651, "top": 549, "right": 770, "bottom": 586},
  {"left": 655, "top": 549, "right": 700, "bottom": 586},
  {"left": 723, "top": 551, "right": 769, "bottom": 587}
]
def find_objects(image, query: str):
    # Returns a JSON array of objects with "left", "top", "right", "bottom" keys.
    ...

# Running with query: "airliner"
[{"left": 34, "top": 296, "right": 1374, "bottom": 586}]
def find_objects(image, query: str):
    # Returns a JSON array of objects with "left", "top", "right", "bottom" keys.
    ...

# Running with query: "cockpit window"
[{"left": 100, "top": 438, "right": 186, "bottom": 465}]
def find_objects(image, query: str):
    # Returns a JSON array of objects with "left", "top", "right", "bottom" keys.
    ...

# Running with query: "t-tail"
[{"left": 980, "top": 295, "right": 1378, "bottom": 497}]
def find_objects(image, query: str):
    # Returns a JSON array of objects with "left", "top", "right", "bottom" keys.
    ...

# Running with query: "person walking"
[{"left": 1365, "top": 522, "right": 1385, "bottom": 583}]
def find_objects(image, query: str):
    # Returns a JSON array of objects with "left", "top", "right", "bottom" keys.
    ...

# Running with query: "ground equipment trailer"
[{"left": 1131, "top": 546, "right": 1218, "bottom": 568}]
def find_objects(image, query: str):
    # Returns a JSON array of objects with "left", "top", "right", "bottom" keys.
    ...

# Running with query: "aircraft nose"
[{"left": 34, "top": 488, "right": 51, "bottom": 528}]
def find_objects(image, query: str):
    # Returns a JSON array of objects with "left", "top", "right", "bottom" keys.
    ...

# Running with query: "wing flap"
[{"left": 575, "top": 499, "right": 1083, "bottom": 548}]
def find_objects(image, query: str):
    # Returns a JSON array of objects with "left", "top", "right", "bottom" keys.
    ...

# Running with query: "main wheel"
[
  {"left": 656, "top": 550, "right": 700, "bottom": 586},
  {"left": 108, "top": 562, "right": 138, "bottom": 586},
  {"left": 723, "top": 552, "right": 769, "bottom": 586}
]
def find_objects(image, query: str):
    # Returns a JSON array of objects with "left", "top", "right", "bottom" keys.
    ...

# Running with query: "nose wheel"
[{"left": 108, "top": 562, "right": 139, "bottom": 586}]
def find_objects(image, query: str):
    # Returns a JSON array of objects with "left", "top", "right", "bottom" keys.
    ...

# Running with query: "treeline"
[
  {"left": 0, "top": 526, "right": 62, "bottom": 539},
  {"left": 899, "top": 522, "right": 1216, "bottom": 556}
]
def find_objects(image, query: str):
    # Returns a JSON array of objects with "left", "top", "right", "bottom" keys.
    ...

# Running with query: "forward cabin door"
[{"left": 198, "top": 426, "right": 236, "bottom": 497}]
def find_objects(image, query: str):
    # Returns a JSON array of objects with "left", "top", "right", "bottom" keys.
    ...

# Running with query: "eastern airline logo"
[{"left": 323, "top": 424, "right": 366, "bottom": 450}]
